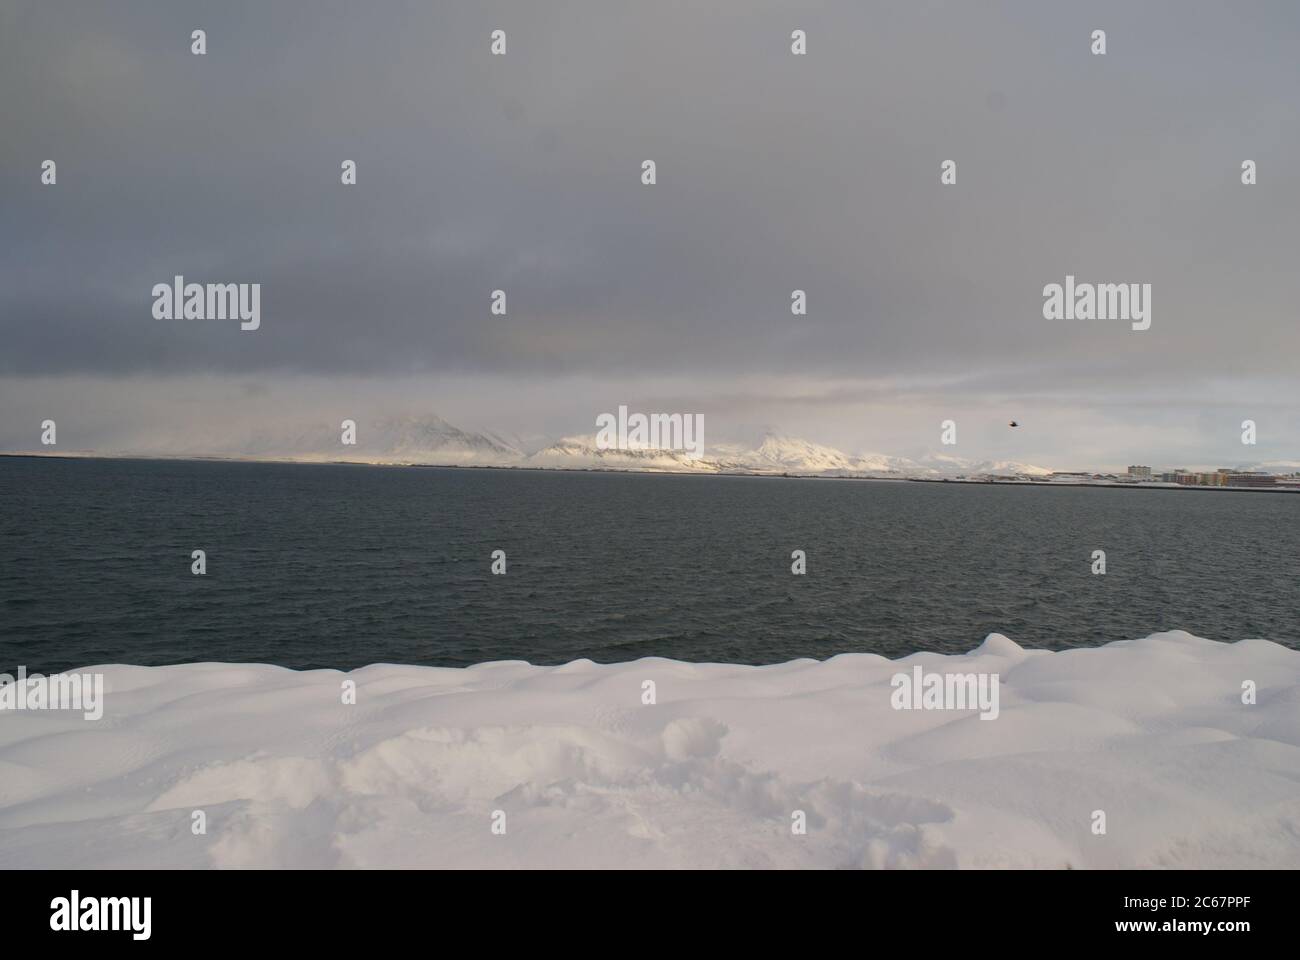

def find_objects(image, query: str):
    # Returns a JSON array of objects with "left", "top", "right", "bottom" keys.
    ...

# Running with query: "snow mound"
[{"left": 1, "top": 631, "right": 1296, "bottom": 869}]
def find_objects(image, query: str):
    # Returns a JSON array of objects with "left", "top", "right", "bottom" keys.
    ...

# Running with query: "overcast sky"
[{"left": 2, "top": 0, "right": 1298, "bottom": 469}]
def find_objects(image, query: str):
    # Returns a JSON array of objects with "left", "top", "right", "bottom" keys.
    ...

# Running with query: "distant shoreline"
[{"left": 4, "top": 450, "right": 1298, "bottom": 494}]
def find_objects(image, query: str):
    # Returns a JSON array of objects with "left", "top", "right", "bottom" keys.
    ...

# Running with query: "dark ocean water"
[{"left": 1, "top": 455, "right": 1296, "bottom": 672}]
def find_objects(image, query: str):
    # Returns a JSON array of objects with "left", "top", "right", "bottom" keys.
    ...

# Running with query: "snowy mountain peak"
[{"left": 753, "top": 434, "right": 858, "bottom": 471}]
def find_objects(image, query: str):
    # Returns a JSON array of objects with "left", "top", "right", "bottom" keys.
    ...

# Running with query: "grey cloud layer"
[{"left": 3, "top": 0, "right": 1298, "bottom": 386}]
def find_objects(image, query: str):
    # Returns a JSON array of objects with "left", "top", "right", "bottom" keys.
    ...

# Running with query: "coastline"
[{"left": 4, "top": 450, "right": 1298, "bottom": 494}]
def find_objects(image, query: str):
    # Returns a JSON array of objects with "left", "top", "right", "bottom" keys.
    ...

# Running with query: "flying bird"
[{"left": 1009, "top": 421, "right": 1019, "bottom": 428}]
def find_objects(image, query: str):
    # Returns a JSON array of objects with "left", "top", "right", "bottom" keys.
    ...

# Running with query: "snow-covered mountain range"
[
  {"left": 526, "top": 431, "right": 1052, "bottom": 478},
  {"left": 141, "top": 414, "right": 1052, "bottom": 478}
]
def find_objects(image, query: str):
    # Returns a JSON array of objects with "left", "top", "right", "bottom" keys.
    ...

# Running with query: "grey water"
[{"left": 1, "top": 455, "right": 1296, "bottom": 673}]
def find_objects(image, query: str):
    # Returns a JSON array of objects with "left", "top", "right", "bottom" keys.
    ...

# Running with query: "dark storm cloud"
[{"left": 2, "top": 0, "right": 1299, "bottom": 387}]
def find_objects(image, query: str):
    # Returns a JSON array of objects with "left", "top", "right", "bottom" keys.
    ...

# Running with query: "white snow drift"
[{"left": 1, "top": 630, "right": 1296, "bottom": 869}]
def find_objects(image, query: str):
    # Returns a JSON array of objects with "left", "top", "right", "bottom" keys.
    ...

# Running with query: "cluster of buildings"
[
  {"left": 1128, "top": 466, "right": 1297, "bottom": 488},
  {"left": 1039, "top": 466, "right": 1300, "bottom": 489}
]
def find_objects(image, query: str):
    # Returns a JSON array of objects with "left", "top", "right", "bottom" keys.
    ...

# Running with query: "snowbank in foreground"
[{"left": 1, "top": 632, "right": 1297, "bottom": 869}]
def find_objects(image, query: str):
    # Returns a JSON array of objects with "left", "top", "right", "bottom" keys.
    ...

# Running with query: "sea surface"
[{"left": 2, "top": 455, "right": 1296, "bottom": 672}]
